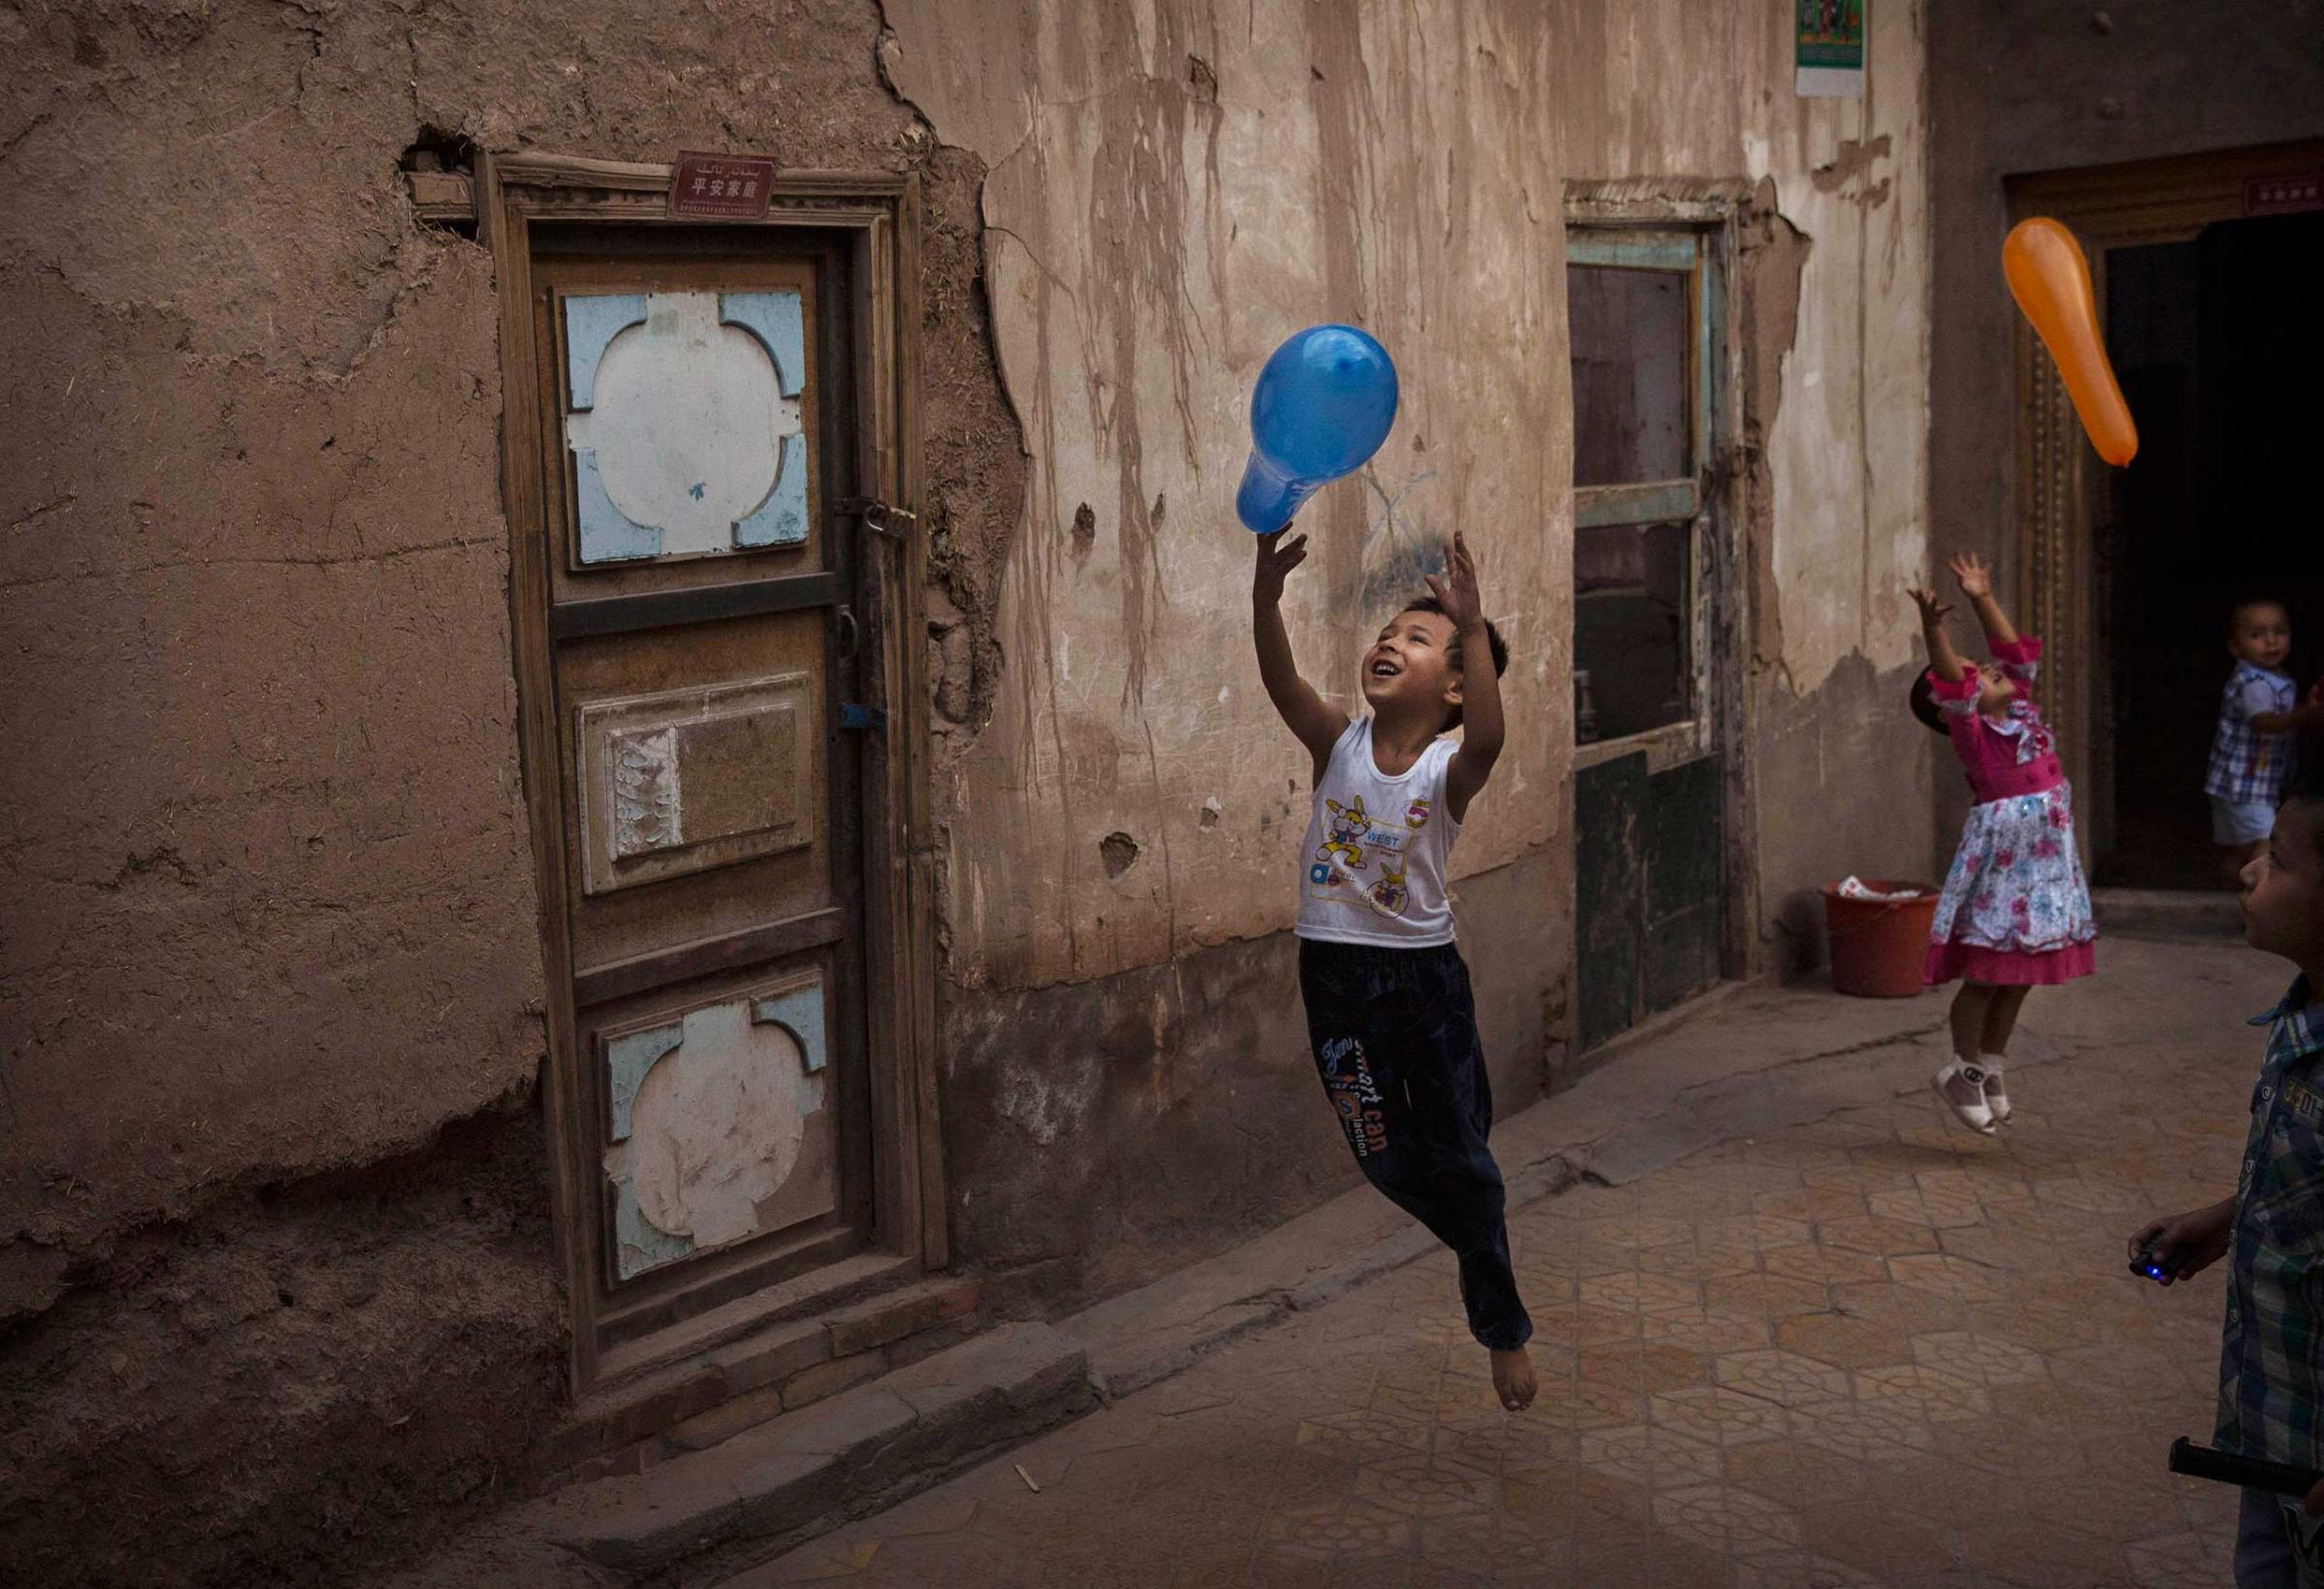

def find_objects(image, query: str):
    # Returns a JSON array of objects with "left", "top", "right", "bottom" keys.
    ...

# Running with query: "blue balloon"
[{"left": 1235, "top": 324, "right": 1400, "bottom": 534}]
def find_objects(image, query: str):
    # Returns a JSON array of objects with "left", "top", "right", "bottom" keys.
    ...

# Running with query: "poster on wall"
[{"left": 1796, "top": 0, "right": 1866, "bottom": 99}]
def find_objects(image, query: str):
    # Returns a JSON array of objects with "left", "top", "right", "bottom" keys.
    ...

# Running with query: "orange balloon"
[{"left": 2003, "top": 217, "right": 2138, "bottom": 466}]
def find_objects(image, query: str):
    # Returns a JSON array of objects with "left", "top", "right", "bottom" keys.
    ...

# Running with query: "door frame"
[
  {"left": 2005, "top": 138, "right": 2324, "bottom": 871},
  {"left": 479, "top": 150, "right": 942, "bottom": 1392},
  {"left": 1563, "top": 182, "right": 1753, "bottom": 1040},
  {"left": 1564, "top": 222, "right": 1730, "bottom": 777}
]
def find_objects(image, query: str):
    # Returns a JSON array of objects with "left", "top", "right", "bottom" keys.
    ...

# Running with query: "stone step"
[
  {"left": 663, "top": 1277, "right": 984, "bottom": 1453},
  {"left": 535, "top": 1321, "right": 1093, "bottom": 1581},
  {"left": 534, "top": 1268, "right": 980, "bottom": 1483},
  {"left": 2093, "top": 886, "right": 2245, "bottom": 940}
]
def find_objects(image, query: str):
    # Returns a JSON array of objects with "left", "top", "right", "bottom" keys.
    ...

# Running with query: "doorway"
[
  {"left": 2008, "top": 143, "right": 2324, "bottom": 895},
  {"left": 1566, "top": 219, "right": 1735, "bottom": 1052},
  {"left": 482, "top": 155, "right": 942, "bottom": 1393},
  {"left": 2100, "top": 213, "right": 2324, "bottom": 887}
]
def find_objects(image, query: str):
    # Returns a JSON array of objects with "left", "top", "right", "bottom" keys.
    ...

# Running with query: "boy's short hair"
[
  {"left": 1909, "top": 671, "right": 1948, "bottom": 736},
  {"left": 2229, "top": 596, "right": 2292, "bottom": 635},
  {"left": 1400, "top": 595, "right": 1509, "bottom": 730}
]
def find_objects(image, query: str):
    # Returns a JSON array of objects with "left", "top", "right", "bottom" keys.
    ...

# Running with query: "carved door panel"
[{"left": 526, "top": 229, "right": 872, "bottom": 1369}]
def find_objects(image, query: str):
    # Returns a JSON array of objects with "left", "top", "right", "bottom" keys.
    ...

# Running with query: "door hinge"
[
  {"left": 840, "top": 703, "right": 888, "bottom": 733},
  {"left": 838, "top": 498, "right": 917, "bottom": 541}
]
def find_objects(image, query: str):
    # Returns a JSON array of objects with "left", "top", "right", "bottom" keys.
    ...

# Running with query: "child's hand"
[
  {"left": 1424, "top": 531, "right": 1484, "bottom": 631},
  {"left": 1252, "top": 529, "right": 1309, "bottom": 606},
  {"left": 1946, "top": 552, "right": 1994, "bottom": 599},
  {"left": 2126, "top": 1202, "right": 2234, "bottom": 1286},
  {"left": 1909, "top": 586, "right": 1953, "bottom": 625}
]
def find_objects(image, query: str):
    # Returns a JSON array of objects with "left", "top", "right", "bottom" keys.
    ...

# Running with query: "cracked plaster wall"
[
  {"left": 0, "top": 0, "right": 1940, "bottom": 1573},
  {"left": 0, "top": 1, "right": 994, "bottom": 1581},
  {"left": 886, "top": 0, "right": 1934, "bottom": 990},
  {"left": 1546, "top": 6, "right": 1938, "bottom": 963},
  {"left": 0, "top": 0, "right": 550, "bottom": 1290},
  {"left": 887, "top": 0, "right": 1569, "bottom": 993}
]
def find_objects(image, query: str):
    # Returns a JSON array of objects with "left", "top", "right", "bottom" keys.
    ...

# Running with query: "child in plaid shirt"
[
  {"left": 2131, "top": 750, "right": 2324, "bottom": 1586},
  {"left": 2209, "top": 599, "right": 2323, "bottom": 887}
]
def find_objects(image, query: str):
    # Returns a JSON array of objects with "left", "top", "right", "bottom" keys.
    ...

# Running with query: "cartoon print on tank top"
[
  {"left": 1318, "top": 795, "right": 1372, "bottom": 870},
  {"left": 1310, "top": 792, "right": 1423, "bottom": 919}
]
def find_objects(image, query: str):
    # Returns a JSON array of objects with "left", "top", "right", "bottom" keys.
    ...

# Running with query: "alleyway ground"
[{"left": 737, "top": 933, "right": 2279, "bottom": 1588}]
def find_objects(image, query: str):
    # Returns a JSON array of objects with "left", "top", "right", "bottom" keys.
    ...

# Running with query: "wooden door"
[
  {"left": 525, "top": 225, "right": 874, "bottom": 1374},
  {"left": 1566, "top": 225, "right": 1732, "bottom": 1051}
]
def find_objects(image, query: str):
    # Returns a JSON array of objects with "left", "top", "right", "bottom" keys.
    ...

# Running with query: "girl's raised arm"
[
  {"left": 1910, "top": 586, "right": 1969, "bottom": 683},
  {"left": 1947, "top": 552, "right": 2021, "bottom": 649}
]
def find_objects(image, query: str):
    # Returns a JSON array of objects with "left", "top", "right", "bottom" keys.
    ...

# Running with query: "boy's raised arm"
[
  {"left": 1435, "top": 533, "right": 1502, "bottom": 823},
  {"left": 1252, "top": 530, "right": 1350, "bottom": 779},
  {"left": 2249, "top": 702, "right": 2324, "bottom": 734}
]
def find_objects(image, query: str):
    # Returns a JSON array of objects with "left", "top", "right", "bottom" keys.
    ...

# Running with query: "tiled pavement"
[{"left": 739, "top": 942, "right": 2283, "bottom": 1588}]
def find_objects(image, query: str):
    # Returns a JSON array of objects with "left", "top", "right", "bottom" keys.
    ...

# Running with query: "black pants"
[{"left": 1298, "top": 937, "right": 1533, "bottom": 1351}]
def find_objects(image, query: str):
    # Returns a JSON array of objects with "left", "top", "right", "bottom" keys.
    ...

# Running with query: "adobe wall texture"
[
  {"left": 0, "top": 1, "right": 1934, "bottom": 1582},
  {"left": 900, "top": 0, "right": 1938, "bottom": 1313},
  {"left": 0, "top": 2, "right": 1004, "bottom": 1582},
  {"left": 1538, "top": 6, "right": 1942, "bottom": 969},
  {"left": 893, "top": 0, "right": 1936, "bottom": 996}
]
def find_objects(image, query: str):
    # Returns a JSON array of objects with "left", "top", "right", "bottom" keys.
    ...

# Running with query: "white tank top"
[{"left": 1294, "top": 718, "right": 1461, "bottom": 948}]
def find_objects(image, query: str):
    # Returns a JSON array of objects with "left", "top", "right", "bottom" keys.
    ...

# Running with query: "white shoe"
[
  {"left": 1932, "top": 1056, "right": 1998, "bottom": 1135},
  {"left": 1979, "top": 1056, "right": 2012, "bottom": 1126}
]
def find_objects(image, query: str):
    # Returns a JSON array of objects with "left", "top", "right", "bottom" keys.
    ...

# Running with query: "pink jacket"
[{"left": 1927, "top": 636, "right": 2065, "bottom": 806}]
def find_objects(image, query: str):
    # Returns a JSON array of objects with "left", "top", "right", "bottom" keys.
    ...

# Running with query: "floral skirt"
[{"left": 1924, "top": 782, "right": 2096, "bottom": 988}]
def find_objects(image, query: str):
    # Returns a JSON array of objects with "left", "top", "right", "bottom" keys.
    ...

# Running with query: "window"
[
  {"left": 1567, "top": 230, "right": 1719, "bottom": 753},
  {"left": 1575, "top": 518, "right": 1692, "bottom": 742}
]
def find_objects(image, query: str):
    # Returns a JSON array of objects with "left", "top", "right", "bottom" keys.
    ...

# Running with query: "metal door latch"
[
  {"left": 838, "top": 498, "right": 917, "bottom": 541},
  {"left": 840, "top": 703, "right": 888, "bottom": 733}
]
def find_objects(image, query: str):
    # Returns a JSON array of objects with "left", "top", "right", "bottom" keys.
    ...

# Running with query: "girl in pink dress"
[{"left": 1908, "top": 553, "right": 2096, "bottom": 1135}]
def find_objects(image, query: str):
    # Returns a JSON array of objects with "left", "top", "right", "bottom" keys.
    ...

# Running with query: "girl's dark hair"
[{"left": 1909, "top": 671, "right": 1949, "bottom": 735}]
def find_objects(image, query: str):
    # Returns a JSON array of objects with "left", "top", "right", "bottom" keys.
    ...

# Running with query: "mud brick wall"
[{"left": 1, "top": 2, "right": 1937, "bottom": 1581}]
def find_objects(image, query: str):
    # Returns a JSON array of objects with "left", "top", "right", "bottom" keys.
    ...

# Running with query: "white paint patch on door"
[
  {"left": 566, "top": 291, "right": 803, "bottom": 558},
  {"left": 625, "top": 998, "right": 819, "bottom": 1250}
]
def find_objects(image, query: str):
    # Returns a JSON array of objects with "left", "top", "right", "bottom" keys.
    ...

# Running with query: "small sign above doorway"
[{"left": 670, "top": 152, "right": 778, "bottom": 220}]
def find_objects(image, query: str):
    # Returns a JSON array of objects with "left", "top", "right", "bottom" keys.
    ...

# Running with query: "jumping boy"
[
  {"left": 2208, "top": 598, "right": 2321, "bottom": 888},
  {"left": 2129, "top": 750, "right": 2324, "bottom": 1586},
  {"left": 1251, "top": 525, "right": 1537, "bottom": 1412}
]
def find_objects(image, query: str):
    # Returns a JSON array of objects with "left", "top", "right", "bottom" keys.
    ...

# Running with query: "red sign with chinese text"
[
  {"left": 2246, "top": 173, "right": 2324, "bottom": 217},
  {"left": 670, "top": 152, "right": 778, "bottom": 219}
]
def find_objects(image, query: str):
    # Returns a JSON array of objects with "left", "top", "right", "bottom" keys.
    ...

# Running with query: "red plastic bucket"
[{"left": 1820, "top": 879, "right": 1941, "bottom": 997}]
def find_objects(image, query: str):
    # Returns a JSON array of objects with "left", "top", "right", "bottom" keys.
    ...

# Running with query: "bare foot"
[{"left": 1490, "top": 1346, "right": 1537, "bottom": 1412}]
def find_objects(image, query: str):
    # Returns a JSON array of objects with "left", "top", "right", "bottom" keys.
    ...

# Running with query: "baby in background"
[{"left": 2208, "top": 599, "right": 2324, "bottom": 888}]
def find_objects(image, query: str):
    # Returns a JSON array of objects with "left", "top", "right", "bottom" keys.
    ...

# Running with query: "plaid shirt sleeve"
[
  {"left": 2217, "top": 981, "right": 2324, "bottom": 1468},
  {"left": 2232, "top": 673, "right": 2284, "bottom": 721},
  {"left": 2207, "top": 665, "right": 2298, "bottom": 803}
]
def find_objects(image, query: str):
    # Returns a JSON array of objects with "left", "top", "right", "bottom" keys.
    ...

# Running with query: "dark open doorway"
[{"left": 2097, "top": 211, "right": 2324, "bottom": 889}]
